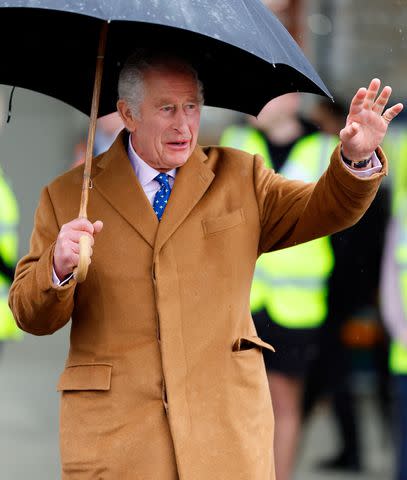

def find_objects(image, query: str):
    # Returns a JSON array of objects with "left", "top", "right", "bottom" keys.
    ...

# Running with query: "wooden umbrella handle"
[
  {"left": 73, "top": 22, "right": 108, "bottom": 283},
  {"left": 73, "top": 236, "right": 92, "bottom": 283}
]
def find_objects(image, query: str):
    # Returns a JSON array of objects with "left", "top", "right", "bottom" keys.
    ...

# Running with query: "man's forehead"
[
  {"left": 144, "top": 68, "right": 199, "bottom": 98},
  {"left": 153, "top": 93, "right": 200, "bottom": 106}
]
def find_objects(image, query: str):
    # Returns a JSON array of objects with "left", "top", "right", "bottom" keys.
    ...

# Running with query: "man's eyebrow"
[
  {"left": 155, "top": 98, "right": 173, "bottom": 106},
  {"left": 155, "top": 96, "right": 199, "bottom": 106}
]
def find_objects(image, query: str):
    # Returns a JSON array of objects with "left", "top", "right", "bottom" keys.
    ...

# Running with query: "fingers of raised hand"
[
  {"left": 382, "top": 103, "right": 404, "bottom": 124},
  {"left": 371, "top": 85, "right": 392, "bottom": 114},
  {"left": 349, "top": 79, "right": 403, "bottom": 126},
  {"left": 348, "top": 87, "right": 367, "bottom": 117},
  {"left": 362, "top": 78, "right": 381, "bottom": 110},
  {"left": 349, "top": 79, "right": 387, "bottom": 116}
]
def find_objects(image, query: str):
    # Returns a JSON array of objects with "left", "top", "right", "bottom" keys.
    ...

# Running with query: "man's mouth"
[{"left": 166, "top": 140, "right": 190, "bottom": 149}]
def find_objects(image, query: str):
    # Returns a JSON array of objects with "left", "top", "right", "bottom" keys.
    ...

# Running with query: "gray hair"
[{"left": 118, "top": 51, "right": 204, "bottom": 118}]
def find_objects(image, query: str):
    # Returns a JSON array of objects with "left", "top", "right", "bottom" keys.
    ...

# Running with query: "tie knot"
[{"left": 155, "top": 173, "right": 170, "bottom": 188}]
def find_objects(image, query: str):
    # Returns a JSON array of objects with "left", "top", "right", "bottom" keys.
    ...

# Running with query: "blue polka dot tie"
[{"left": 153, "top": 173, "right": 171, "bottom": 221}]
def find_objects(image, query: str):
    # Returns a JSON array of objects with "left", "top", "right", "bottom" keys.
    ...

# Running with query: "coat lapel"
[
  {"left": 153, "top": 146, "right": 214, "bottom": 258},
  {"left": 93, "top": 132, "right": 158, "bottom": 248}
]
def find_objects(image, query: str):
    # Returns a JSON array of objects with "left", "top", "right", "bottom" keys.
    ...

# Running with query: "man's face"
[{"left": 119, "top": 66, "right": 201, "bottom": 172}]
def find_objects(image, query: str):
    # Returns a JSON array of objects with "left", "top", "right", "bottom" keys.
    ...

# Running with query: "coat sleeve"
[
  {"left": 8, "top": 186, "right": 76, "bottom": 335},
  {"left": 254, "top": 144, "right": 388, "bottom": 255}
]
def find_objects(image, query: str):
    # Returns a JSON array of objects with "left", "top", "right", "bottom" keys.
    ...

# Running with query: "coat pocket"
[
  {"left": 58, "top": 364, "right": 113, "bottom": 470},
  {"left": 232, "top": 335, "right": 275, "bottom": 355},
  {"left": 57, "top": 363, "right": 112, "bottom": 391},
  {"left": 202, "top": 208, "right": 245, "bottom": 236}
]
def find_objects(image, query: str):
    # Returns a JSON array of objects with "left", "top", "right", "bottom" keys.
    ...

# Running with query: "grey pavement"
[
  {"left": 1, "top": 329, "right": 395, "bottom": 479},
  {"left": 1, "top": 328, "right": 69, "bottom": 479}
]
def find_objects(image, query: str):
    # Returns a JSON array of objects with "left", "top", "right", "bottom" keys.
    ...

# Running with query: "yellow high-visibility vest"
[
  {"left": 384, "top": 131, "right": 407, "bottom": 215},
  {"left": 220, "top": 125, "right": 336, "bottom": 328},
  {"left": 390, "top": 201, "right": 407, "bottom": 373},
  {"left": 0, "top": 169, "right": 20, "bottom": 341},
  {"left": 385, "top": 130, "right": 407, "bottom": 373}
]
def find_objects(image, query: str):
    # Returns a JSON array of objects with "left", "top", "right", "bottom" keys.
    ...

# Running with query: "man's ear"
[{"left": 117, "top": 99, "right": 138, "bottom": 132}]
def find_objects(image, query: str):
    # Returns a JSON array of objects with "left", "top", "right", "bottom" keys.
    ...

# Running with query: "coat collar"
[
  {"left": 93, "top": 131, "right": 214, "bottom": 251},
  {"left": 93, "top": 131, "right": 158, "bottom": 248}
]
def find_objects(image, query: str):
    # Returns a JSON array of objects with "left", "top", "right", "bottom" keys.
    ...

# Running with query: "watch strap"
[{"left": 342, "top": 151, "right": 372, "bottom": 169}]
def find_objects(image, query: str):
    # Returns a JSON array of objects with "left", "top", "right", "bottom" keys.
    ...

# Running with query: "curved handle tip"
[{"left": 73, "top": 235, "right": 92, "bottom": 283}]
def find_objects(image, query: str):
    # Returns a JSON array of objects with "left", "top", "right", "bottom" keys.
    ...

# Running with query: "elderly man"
[{"left": 9, "top": 50, "right": 402, "bottom": 479}]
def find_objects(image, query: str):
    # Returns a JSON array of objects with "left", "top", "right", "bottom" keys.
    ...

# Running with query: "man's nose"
[{"left": 172, "top": 110, "right": 189, "bottom": 132}]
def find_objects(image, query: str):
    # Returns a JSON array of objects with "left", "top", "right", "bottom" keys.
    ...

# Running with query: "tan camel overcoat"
[{"left": 9, "top": 132, "right": 387, "bottom": 479}]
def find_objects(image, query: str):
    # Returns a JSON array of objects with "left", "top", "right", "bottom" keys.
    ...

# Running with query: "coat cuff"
[
  {"left": 330, "top": 144, "right": 388, "bottom": 195},
  {"left": 36, "top": 242, "right": 76, "bottom": 298}
]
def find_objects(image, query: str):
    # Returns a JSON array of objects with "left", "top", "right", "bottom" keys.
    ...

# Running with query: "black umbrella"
[
  {"left": 0, "top": 0, "right": 331, "bottom": 281},
  {"left": 0, "top": 0, "right": 331, "bottom": 117}
]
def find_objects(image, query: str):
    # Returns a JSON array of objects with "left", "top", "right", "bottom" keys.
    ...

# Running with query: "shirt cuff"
[
  {"left": 341, "top": 152, "right": 382, "bottom": 178},
  {"left": 52, "top": 267, "right": 74, "bottom": 286}
]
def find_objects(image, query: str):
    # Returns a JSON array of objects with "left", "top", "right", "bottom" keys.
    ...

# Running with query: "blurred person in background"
[
  {"left": 303, "top": 97, "right": 390, "bottom": 472},
  {"left": 71, "top": 112, "right": 123, "bottom": 169},
  {"left": 0, "top": 94, "right": 21, "bottom": 349},
  {"left": 0, "top": 171, "right": 20, "bottom": 348},
  {"left": 380, "top": 123, "right": 407, "bottom": 480},
  {"left": 220, "top": 93, "right": 338, "bottom": 480}
]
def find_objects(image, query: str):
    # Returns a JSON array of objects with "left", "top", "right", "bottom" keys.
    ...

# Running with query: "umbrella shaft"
[{"left": 79, "top": 22, "right": 109, "bottom": 219}]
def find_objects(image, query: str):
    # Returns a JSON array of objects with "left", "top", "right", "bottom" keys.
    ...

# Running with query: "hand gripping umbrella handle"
[
  {"left": 73, "top": 22, "right": 108, "bottom": 283},
  {"left": 73, "top": 235, "right": 92, "bottom": 283}
]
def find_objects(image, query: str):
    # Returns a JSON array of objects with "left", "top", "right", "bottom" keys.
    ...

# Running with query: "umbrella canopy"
[{"left": 0, "top": 0, "right": 331, "bottom": 117}]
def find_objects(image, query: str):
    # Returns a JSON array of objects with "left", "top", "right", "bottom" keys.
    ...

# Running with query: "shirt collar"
[{"left": 127, "top": 134, "right": 176, "bottom": 187}]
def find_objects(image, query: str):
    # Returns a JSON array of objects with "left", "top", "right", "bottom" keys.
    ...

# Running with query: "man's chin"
[{"left": 166, "top": 152, "right": 191, "bottom": 168}]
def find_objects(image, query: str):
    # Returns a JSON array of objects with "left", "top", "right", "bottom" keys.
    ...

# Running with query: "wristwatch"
[{"left": 342, "top": 150, "right": 372, "bottom": 169}]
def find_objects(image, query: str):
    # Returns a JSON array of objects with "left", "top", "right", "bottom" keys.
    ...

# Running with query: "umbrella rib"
[
  {"left": 240, "top": 0, "right": 296, "bottom": 66},
  {"left": 235, "top": 0, "right": 275, "bottom": 61}
]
